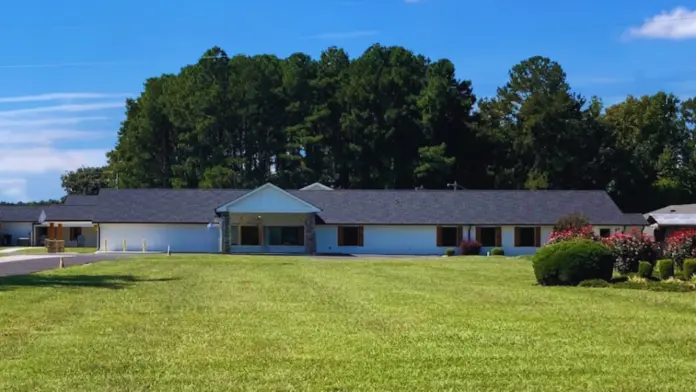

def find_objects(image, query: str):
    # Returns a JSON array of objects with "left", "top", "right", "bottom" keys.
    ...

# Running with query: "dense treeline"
[{"left": 66, "top": 44, "right": 696, "bottom": 213}]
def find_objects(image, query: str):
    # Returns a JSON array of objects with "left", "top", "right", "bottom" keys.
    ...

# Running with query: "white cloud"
[
  {"left": 0, "top": 129, "right": 109, "bottom": 144},
  {"left": 0, "top": 147, "right": 108, "bottom": 174},
  {"left": 625, "top": 7, "right": 696, "bottom": 39},
  {"left": 0, "top": 116, "right": 109, "bottom": 128},
  {"left": 0, "top": 61, "right": 138, "bottom": 69},
  {"left": 0, "top": 102, "right": 123, "bottom": 117},
  {"left": 0, "top": 179, "right": 28, "bottom": 201},
  {"left": 0, "top": 93, "right": 129, "bottom": 103},
  {"left": 310, "top": 30, "right": 378, "bottom": 39}
]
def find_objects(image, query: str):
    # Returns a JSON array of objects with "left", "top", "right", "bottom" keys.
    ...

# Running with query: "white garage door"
[{"left": 99, "top": 223, "right": 219, "bottom": 253}]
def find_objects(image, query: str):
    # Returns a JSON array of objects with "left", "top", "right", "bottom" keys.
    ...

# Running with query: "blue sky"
[{"left": 1, "top": 0, "right": 695, "bottom": 202}]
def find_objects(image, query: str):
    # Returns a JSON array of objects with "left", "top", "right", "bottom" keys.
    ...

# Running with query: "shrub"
[
  {"left": 444, "top": 248, "right": 455, "bottom": 257},
  {"left": 490, "top": 247, "right": 504, "bottom": 256},
  {"left": 683, "top": 259, "right": 696, "bottom": 279},
  {"left": 657, "top": 259, "right": 674, "bottom": 280},
  {"left": 578, "top": 279, "right": 610, "bottom": 288},
  {"left": 546, "top": 225, "right": 599, "bottom": 245},
  {"left": 458, "top": 240, "right": 482, "bottom": 255},
  {"left": 554, "top": 213, "right": 590, "bottom": 232},
  {"left": 638, "top": 261, "right": 654, "bottom": 279},
  {"left": 601, "top": 231, "right": 657, "bottom": 274},
  {"left": 533, "top": 239, "right": 614, "bottom": 286},
  {"left": 664, "top": 229, "right": 696, "bottom": 269}
]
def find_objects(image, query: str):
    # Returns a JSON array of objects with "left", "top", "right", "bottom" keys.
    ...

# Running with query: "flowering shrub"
[
  {"left": 546, "top": 225, "right": 599, "bottom": 245},
  {"left": 664, "top": 229, "right": 696, "bottom": 269},
  {"left": 601, "top": 231, "right": 657, "bottom": 274},
  {"left": 459, "top": 240, "right": 482, "bottom": 255}
]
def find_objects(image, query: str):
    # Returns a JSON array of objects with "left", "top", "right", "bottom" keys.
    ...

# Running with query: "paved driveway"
[{"left": 0, "top": 253, "right": 136, "bottom": 277}]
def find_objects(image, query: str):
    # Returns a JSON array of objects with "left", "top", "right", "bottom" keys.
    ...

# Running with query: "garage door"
[{"left": 99, "top": 223, "right": 219, "bottom": 253}]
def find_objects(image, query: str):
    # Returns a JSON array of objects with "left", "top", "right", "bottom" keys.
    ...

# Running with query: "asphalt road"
[{"left": 0, "top": 253, "right": 135, "bottom": 277}]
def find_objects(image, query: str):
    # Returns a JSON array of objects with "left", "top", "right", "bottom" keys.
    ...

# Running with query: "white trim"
[
  {"left": 215, "top": 183, "right": 321, "bottom": 213},
  {"left": 36, "top": 221, "right": 94, "bottom": 227},
  {"left": 300, "top": 182, "right": 333, "bottom": 191}
]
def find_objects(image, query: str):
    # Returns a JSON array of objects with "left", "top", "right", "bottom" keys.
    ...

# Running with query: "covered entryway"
[
  {"left": 33, "top": 221, "right": 97, "bottom": 247},
  {"left": 215, "top": 183, "right": 321, "bottom": 254}
]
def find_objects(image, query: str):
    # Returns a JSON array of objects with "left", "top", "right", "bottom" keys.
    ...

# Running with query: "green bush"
[
  {"left": 578, "top": 279, "right": 610, "bottom": 288},
  {"left": 490, "top": 247, "right": 504, "bottom": 256},
  {"left": 532, "top": 239, "right": 614, "bottom": 286},
  {"left": 683, "top": 259, "right": 696, "bottom": 279},
  {"left": 638, "top": 261, "right": 654, "bottom": 279},
  {"left": 444, "top": 248, "right": 455, "bottom": 257},
  {"left": 657, "top": 259, "right": 674, "bottom": 280}
]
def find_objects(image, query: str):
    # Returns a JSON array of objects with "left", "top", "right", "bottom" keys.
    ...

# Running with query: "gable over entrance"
[{"left": 215, "top": 183, "right": 321, "bottom": 214}]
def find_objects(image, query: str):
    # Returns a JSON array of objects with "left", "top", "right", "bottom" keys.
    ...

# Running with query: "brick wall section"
[
  {"left": 304, "top": 213, "right": 316, "bottom": 254},
  {"left": 220, "top": 213, "right": 230, "bottom": 254}
]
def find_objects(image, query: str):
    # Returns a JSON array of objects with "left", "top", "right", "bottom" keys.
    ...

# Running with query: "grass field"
[{"left": 1, "top": 255, "right": 695, "bottom": 391}]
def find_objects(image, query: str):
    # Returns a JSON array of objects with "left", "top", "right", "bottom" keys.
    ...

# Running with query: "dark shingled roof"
[
  {"left": 89, "top": 187, "right": 645, "bottom": 226},
  {"left": 64, "top": 195, "right": 99, "bottom": 206},
  {"left": 0, "top": 206, "right": 44, "bottom": 222},
  {"left": 43, "top": 205, "right": 95, "bottom": 221}
]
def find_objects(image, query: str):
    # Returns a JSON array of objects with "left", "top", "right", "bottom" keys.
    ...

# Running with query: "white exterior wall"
[
  {"left": 0, "top": 222, "right": 32, "bottom": 245},
  {"left": 228, "top": 213, "right": 306, "bottom": 254},
  {"left": 314, "top": 224, "right": 640, "bottom": 256},
  {"left": 99, "top": 223, "right": 220, "bottom": 253}
]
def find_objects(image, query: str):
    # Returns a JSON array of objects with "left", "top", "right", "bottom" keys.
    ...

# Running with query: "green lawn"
[{"left": 1, "top": 255, "right": 695, "bottom": 391}]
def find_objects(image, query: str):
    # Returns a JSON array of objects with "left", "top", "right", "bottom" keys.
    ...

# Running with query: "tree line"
[{"left": 55, "top": 44, "right": 696, "bottom": 213}]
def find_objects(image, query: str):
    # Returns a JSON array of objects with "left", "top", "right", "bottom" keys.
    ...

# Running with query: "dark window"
[
  {"left": 240, "top": 226, "right": 260, "bottom": 246},
  {"left": 479, "top": 227, "right": 498, "bottom": 247},
  {"left": 268, "top": 227, "right": 304, "bottom": 246},
  {"left": 438, "top": 227, "right": 459, "bottom": 247},
  {"left": 338, "top": 226, "right": 363, "bottom": 246},
  {"left": 69, "top": 227, "right": 82, "bottom": 241},
  {"left": 516, "top": 227, "right": 536, "bottom": 247},
  {"left": 599, "top": 228, "right": 611, "bottom": 238}
]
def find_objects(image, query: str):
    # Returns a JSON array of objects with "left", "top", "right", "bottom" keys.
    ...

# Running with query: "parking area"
[{"left": 0, "top": 253, "right": 136, "bottom": 277}]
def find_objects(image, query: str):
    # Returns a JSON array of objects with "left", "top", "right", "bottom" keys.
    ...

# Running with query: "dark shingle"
[
  {"left": 64, "top": 195, "right": 99, "bottom": 206},
  {"left": 93, "top": 189, "right": 248, "bottom": 223},
  {"left": 89, "top": 187, "right": 641, "bottom": 226},
  {"left": 0, "top": 206, "right": 43, "bottom": 222},
  {"left": 293, "top": 189, "right": 642, "bottom": 225},
  {"left": 44, "top": 205, "right": 95, "bottom": 221}
]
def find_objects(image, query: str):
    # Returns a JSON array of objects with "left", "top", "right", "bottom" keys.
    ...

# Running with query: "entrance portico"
[
  {"left": 33, "top": 221, "right": 97, "bottom": 247},
  {"left": 215, "top": 183, "right": 320, "bottom": 254}
]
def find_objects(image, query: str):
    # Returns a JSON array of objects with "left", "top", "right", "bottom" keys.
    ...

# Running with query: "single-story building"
[
  {"left": 0, "top": 183, "right": 646, "bottom": 255},
  {"left": 644, "top": 204, "right": 696, "bottom": 241}
]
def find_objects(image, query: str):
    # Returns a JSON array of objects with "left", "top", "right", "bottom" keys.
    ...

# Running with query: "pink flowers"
[
  {"left": 601, "top": 232, "right": 657, "bottom": 273},
  {"left": 664, "top": 228, "right": 696, "bottom": 268},
  {"left": 547, "top": 225, "right": 599, "bottom": 245}
]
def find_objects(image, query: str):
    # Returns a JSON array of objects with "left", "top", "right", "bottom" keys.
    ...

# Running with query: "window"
[
  {"left": 515, "top": 227, "right": 540, "bottom": 247},
  {"left": 240, "top": 226, "right": 260, "bottom": 246},
  {"left": 268, "top": 226, "right": 304, "bottom": 246},
  {"left": 338, "top": 226, "right": 364, "bottom": 246},
  {"left": 477, "top": 227, "right": 500, "bottom": 247},
  {"left": 437, "top": 226, "right": 460, "bottom": 247},
  {"left": 599, "top": 228, "right": 611, "bottom": 238},
  {"left": 69, "top": 227, "right": 82, "bottom": 241}
]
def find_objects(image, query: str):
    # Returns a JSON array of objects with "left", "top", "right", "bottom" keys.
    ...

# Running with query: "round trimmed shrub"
[
  {"left": 444, "top": 248, "right": 455, "bottom": 257},
  {"left": 490, "top": 247, "right": 504, "bottom": 256},
  {"left": 656, "top": 259, "right": 674, "bottom": 280},
  {"left": 683, "top": 259, "right": 696, "bottom": 279},
  {"left": 533, "top": 239, "right": 614, "bottom": 286},
  {"left": 638, "top": 261, "right": 654, "bottom": 279}
]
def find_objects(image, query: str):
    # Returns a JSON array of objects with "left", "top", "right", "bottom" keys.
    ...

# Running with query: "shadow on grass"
[{"left": 0, "top": 274, "right": 178, "bottom": 291}]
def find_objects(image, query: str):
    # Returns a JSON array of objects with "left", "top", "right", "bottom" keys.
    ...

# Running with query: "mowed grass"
[{"left": 1, "top": 256, "right": 695, "bottom": 391}]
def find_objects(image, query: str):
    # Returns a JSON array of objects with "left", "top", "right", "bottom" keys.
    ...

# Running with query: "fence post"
[
  {"left": 122, "top": 239, "right": 127, "bottom": 252},
  {"left": 142, "top": 239, "right": 146, "bottom": 252},
  {"left": 104, "top": 239, "right": 108, "bottom": 252}
]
